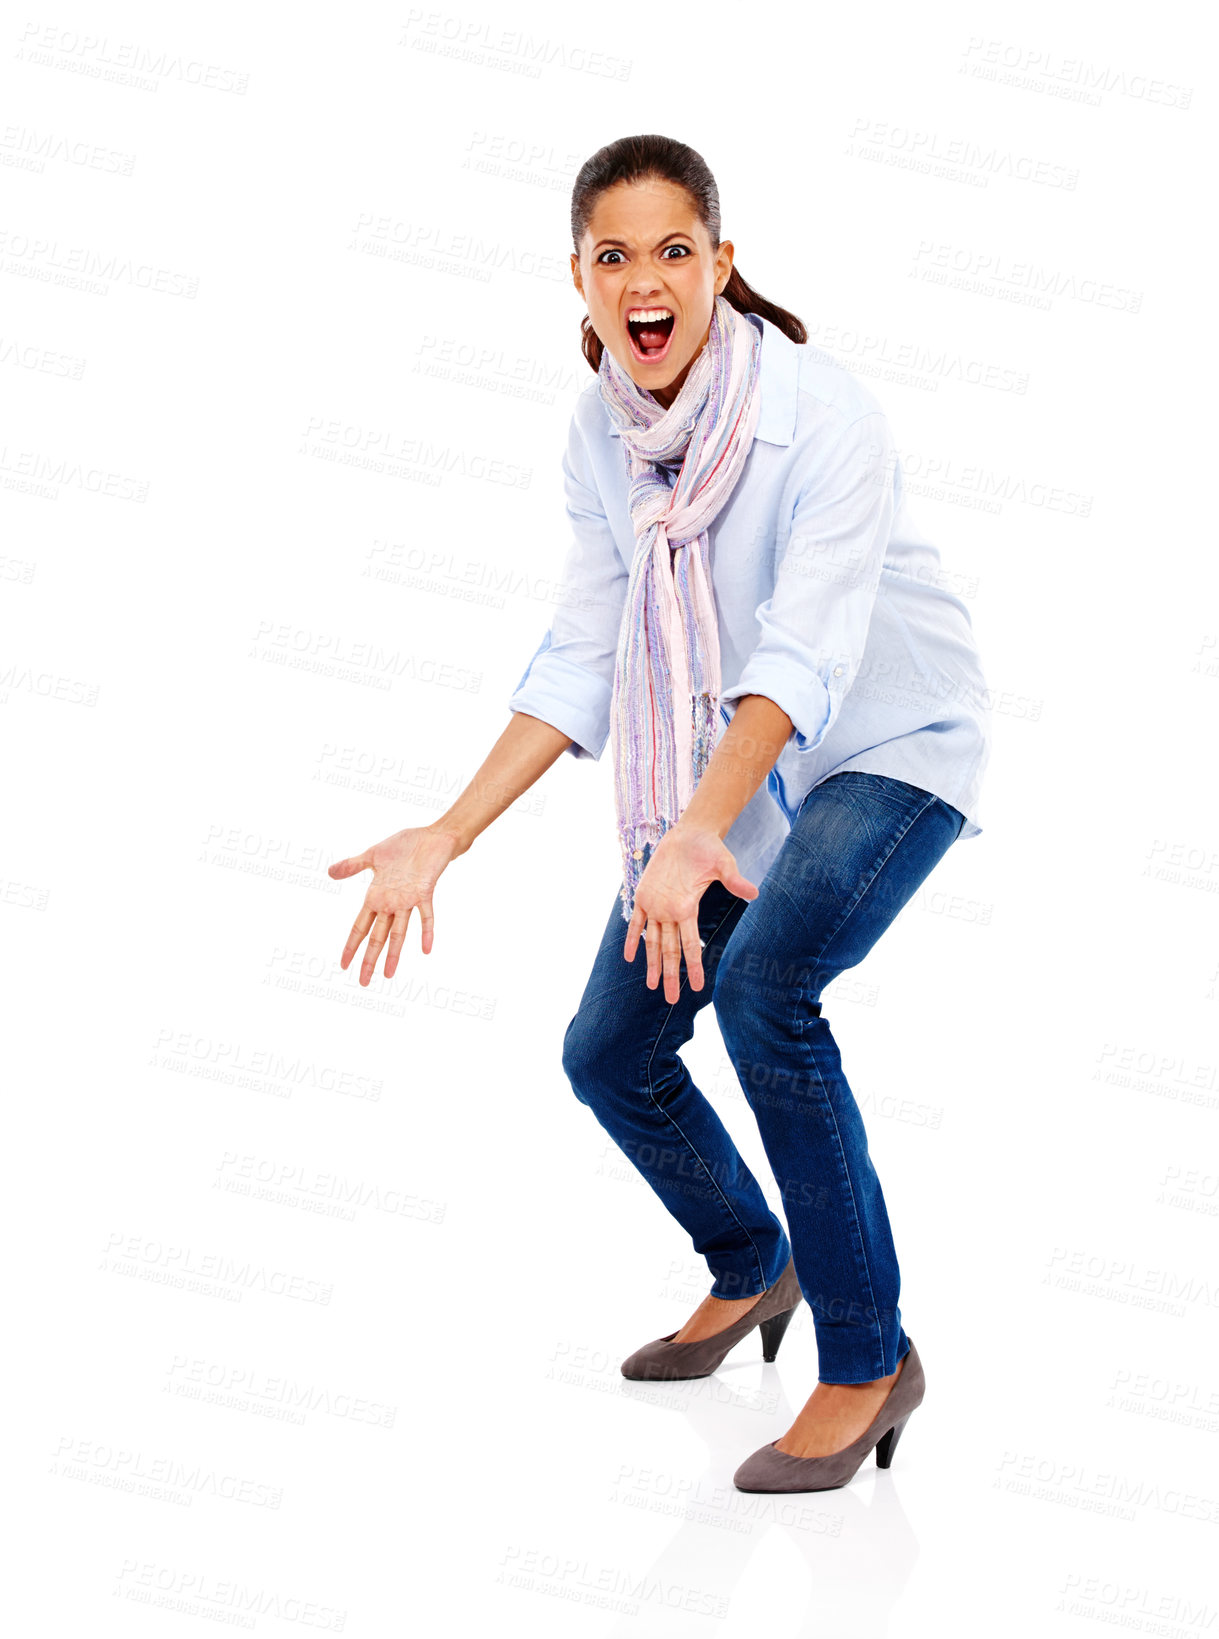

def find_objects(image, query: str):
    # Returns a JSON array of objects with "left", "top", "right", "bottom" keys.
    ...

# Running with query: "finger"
[
  {"left": 643, "top": 916, "right": 661, "bottom": 990},
  {"left": 415, "top": 897, "right": 435, "bottom": 956},
  {"left": 341, "top": 905, "right": 375, "bottom": 969},
  {"left": 328, "top": 849, "right": 372, "bottom": 881},
  {"left": 383, "top": 905, "right": 412, "bottom": 977},
  {"left": 623, "top": 904, "right": 646, "bottom": 963},
  {"left": 360, "top": 912, "right": 393, "bottom": 985},
  {"left": 661, "top": 919, "right": 683, "bottom": 1003},
  {"left": 680, "top": 915, "right": 705, "bottom": 991}
]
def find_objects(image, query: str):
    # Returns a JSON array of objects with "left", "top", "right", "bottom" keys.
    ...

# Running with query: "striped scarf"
[{"left": 598, "top": 294, "right": 763, "bottom": 922}]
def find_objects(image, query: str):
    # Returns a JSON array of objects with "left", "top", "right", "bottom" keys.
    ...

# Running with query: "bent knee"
[
  {"left": 561, "top": 1011, "right": 593, "bottom": 1100},
  {"left": 562, "top": 1005, "right": 628, "bottom": 1103}
]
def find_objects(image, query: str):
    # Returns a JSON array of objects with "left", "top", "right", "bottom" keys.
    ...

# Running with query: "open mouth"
[{"left": 625, "top": 309, "right": 676, "bottom": 364}]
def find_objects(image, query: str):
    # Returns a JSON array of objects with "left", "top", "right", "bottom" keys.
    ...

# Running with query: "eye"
[
  {"left": 662, "top": 245, "right": 690, "bottom": 259},
  {"left": 597, "top": 250, "right": 624, "bottom": 264}
]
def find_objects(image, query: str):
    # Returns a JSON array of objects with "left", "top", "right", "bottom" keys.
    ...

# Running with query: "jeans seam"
[
  {"left": 789, "top": 787, "right": 940, "bottom": 1378},
  {"left": 640, "top": 897, "right": 770, "bottom": 1297}
]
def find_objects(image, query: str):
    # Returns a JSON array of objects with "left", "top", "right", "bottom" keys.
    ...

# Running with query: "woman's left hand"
[{"left": 624, "top": 824, "right": 758, "bottom": 1002}]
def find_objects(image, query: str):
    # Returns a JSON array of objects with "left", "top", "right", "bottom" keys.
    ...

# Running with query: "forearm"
[
  {"left": 676, "top": 694, "right": 794, "bottom": 842},
  {"left": 431, "top": 711, "right": 573, "bottom": 857}
]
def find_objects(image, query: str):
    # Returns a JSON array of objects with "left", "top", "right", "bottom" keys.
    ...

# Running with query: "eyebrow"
[{"left": 591, "top": 231, "right": 694, "bottom": 253}]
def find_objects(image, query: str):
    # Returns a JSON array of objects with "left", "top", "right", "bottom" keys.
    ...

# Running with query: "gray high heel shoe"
[
  {"left": 733, "top": 1338, "right": 926, "bottom": 1492},
  {"left": 620, "top": 1257, "right": 803, "bottom": 1382}
]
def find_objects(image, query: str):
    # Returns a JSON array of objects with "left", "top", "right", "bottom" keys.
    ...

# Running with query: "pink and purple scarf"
[{"left": 598, "top": 294, "right": 763, "bottom": 922}]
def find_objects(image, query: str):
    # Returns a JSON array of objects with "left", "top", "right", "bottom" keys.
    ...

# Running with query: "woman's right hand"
[{"left": 327, "top": 824, "right": 461, "bottom": 985}]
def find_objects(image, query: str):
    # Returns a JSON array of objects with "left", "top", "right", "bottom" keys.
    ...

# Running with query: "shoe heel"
[
  {"left": 875, "top": 1413, "right": 911, "bottom": 1470},
  {"left": 759, "top": 1305, "right": 796, "bottom": 1363}
]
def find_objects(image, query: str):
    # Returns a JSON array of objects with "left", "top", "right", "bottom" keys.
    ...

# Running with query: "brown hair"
[{"left": 570, "top": 133, "right": 807, "bottom": 373}]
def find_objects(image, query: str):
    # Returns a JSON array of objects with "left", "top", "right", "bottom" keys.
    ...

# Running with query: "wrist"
[
  {"left": 426, "top": 818, "right": 472, "bottom": 858},
  {"left": 672, "top": 812, "right": 730, "bottom": 846}
]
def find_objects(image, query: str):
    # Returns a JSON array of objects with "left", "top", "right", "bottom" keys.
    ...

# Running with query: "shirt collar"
[
  {"left": 602, "top": 309, "right": 799, "bottom": 448},
  {"left": 746, "top": 311, "right": 799, "bottom": 446}
]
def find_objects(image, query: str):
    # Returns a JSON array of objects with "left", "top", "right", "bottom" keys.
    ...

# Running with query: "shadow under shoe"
[
  {"left": 733, "top": 1338, "right": 927, "bottom": 1492},
  {"left": 620, "top": 1257, "right": 804, "bottom": 1382}
]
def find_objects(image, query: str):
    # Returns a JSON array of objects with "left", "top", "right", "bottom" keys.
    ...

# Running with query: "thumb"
[
  {"left": 716, "top": 852, "right": 758, "bottom": 902},
  {"left": 328, "top": 849, "right": 372, "bottom": 880}
]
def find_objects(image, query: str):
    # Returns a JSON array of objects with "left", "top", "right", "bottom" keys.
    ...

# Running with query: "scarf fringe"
[
  {"left": 691, "top": 691, "right": 717, "bottom": 785},
  {"left": 617, "top": 692, "right": 720, "bottom": 923},
  {"left": 617, "top": 818, "right": 670, "bottom": 922}
]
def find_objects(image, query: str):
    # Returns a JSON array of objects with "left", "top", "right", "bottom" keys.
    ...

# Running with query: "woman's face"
[{"left": 572, "top": 177, "right": 734, "bottom": 409}]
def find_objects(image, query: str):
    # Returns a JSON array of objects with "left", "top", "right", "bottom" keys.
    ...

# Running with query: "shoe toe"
[
  {"left": 732, "top": 1441, "right": 783, "bottom": 1492},
  {"left": 620, "top": 1338, "right": 669, "bottom": 1380},
  {"left": 620, "top": 1348, "right": 650, "bottom": 1380}
]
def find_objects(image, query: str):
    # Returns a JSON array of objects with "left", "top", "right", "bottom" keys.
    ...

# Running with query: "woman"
[{"left": 329, "top": 135, "right": 990, "bottom": 1494}]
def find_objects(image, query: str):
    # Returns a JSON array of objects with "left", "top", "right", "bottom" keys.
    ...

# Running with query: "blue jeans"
[{"left": 561, "top": 771, "right": 967, "bottom": 1385}]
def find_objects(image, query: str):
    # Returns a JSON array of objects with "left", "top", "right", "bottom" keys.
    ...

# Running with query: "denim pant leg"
[
  {"left": 713, "top": 772, "right": 966, "bottom": 1384},
  {"left": 562, "top": 875, "right": 792, "bottom": 1299}
]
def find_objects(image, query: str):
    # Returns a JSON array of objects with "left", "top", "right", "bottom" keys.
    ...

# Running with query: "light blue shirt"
[{"left": 508, "top": 311, "right": 991, "bottom": 884}]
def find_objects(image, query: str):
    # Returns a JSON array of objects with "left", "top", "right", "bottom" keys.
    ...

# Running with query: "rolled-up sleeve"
[
  {"left": 507, "top": 406, "right": 629, "bottom": 760},
  {"left": 719, "top": 409, "right": 895, "bottom": 751}
]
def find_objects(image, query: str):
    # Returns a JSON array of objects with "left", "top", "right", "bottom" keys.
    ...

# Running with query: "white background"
[{"left": 4, "top": 2, "right": 1215, "bottom": 1634}]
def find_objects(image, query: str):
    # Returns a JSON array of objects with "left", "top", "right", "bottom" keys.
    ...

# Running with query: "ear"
[
  {"left": 714, "top": 238, "right": 734, "bottom": 296},
  {"left": 570, "top": 251, "right": 584, "bottom": 300}
]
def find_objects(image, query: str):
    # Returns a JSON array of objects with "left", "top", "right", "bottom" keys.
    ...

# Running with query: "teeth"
[{"left": 627, "top": 308, "right": 673, "bottom": 324}]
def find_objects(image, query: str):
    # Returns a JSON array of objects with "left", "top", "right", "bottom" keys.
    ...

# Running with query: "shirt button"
[
  {"left": 833, "top": 665, "right": 844, "bottom": 677},
  {"left": 632, "top": 849, "right": 643, "bottom": 860}
]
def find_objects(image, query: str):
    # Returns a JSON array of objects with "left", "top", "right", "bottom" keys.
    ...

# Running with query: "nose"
[{"left": 628, "top": 263, "right": 664, "bottom": 299}]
